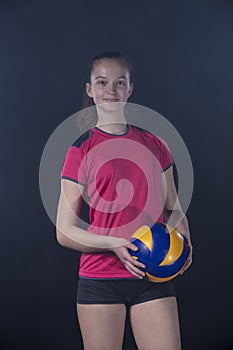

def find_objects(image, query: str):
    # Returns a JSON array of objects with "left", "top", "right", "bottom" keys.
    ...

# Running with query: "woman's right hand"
[{"left": 111, "top": 239, "right": 146, "bottom": 279}]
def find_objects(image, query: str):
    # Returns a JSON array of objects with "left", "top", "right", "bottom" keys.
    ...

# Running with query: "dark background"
[{"left": 1, "top": 1, "right": 233, "bottom": 349}]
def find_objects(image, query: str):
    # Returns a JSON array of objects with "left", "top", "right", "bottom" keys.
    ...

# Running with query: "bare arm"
[
  {"left": 56, "top": 179, "right": 129, "bottom": 252},
  {"left": 55, "top": 179, "right": 145, "bottom": 278},
  {"left": 162, "top": 166, "right": 193, "bottom": 272}
]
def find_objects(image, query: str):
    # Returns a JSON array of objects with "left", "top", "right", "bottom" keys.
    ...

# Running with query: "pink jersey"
[{"left": 61, "top": 125, "right": 173, "bottom": 278}]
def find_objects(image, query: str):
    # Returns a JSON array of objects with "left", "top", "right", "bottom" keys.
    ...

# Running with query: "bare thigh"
[
  {"left": 77, "top": 303, "right": 126, "bottom": 350},
  {"left": 129, "top": 297, "right": 181, "bottom": 350}
]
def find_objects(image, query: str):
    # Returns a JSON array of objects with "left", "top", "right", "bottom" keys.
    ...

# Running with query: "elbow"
[
  {"left": 55, "top": 225, "right": 88, "bottom": 253},
  {"left": 56, "top": 228, "right": 67, "bottom": 247}
]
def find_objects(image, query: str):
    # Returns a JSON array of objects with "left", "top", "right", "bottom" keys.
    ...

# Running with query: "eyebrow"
[{"left": 95, "top": 76, "right": 127, "bottom": 80}]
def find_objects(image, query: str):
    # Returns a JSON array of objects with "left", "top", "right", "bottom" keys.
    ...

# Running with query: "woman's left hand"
[{"left": 180, "top": 238, "right": 193, "bottom": 274}]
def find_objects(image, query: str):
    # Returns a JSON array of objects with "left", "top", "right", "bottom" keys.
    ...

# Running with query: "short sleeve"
[
  {"left": 61, "top": 146, "right": 86, "bottom": 186},
  {"left": 157, "top": 137, "right": 174, "bottom": 172}
]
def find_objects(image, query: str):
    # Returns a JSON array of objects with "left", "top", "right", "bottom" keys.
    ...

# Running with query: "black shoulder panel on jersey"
[{"left": 72, "top": 129, "right": 93, "bottom": 148}]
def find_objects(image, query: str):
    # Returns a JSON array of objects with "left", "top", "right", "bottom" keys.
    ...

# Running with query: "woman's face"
[{"left": 86, "top": 59, "right": 133, "bottom": 107}]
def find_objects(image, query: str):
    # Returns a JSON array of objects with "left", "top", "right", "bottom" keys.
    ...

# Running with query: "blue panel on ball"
[
  {"left": 150, "top": 223, "right": 170, "bottom": 265},
  {"left": 129, "top": 238, "right": 151, "bottom": 262},
  {"left": 146, "top": 243, "right": 189, "bottom": 278}
]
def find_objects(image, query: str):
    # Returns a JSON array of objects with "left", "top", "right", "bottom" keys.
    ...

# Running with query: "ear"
[
  {"left": 85, "top": 83, "right": 93, "bottom": 98},
  {"left": 128, "top": 83, "right": 134, "bottom": 98}
]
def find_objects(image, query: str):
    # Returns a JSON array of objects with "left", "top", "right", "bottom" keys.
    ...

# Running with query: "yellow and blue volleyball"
[{"left": 129, "top": 222, "right": 189, "bottom": 282}]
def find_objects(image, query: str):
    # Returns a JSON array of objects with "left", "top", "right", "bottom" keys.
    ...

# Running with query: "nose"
[{"left": 107, "top": 82, "right": 117, "bottom": 94}]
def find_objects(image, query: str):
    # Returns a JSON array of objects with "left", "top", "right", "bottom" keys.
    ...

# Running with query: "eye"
[
  {"left": 97, "top": 80, "right": 107, "bottom": 86},
  {"left": 117, "top": 80, "right": 126, "bottom": 86}
]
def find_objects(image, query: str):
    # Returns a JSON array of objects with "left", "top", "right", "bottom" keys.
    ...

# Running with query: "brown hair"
[{"left": 78, "top": 51, "right": 133, "bottom": 133}]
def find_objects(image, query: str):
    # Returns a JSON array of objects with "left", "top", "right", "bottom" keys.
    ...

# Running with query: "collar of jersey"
[{"left": 92, "top": 124, "right": 131, "bottom": 137}]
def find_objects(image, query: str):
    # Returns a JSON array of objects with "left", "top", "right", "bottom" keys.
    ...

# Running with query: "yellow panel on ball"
[
  {"left": 159, "top": 225, "right": 184, "bottom": 266},
  {"left": 146, "top": 271, "right": 181, "bottom": 283},
  {"left": 131, "top": 225, "right": 153, "bottom": 251}
]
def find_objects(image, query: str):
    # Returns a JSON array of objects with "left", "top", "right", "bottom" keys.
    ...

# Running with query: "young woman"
[{"left": 56, "top": 51, "right": 193, "bottom": 350}]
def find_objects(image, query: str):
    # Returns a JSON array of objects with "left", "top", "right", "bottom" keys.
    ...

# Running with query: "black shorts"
[{"left": 76, "top": 277, "right": 176, "bottom": 307}]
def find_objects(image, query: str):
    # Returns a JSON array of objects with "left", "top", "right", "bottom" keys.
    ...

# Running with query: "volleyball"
[{"left": 129, "top": 222, "right": 189, "bottom": 282}]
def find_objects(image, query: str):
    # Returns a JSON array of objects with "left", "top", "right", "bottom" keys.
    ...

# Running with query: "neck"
[{"left": 96, "top": 103, "right": 127, "bottom": 134}]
